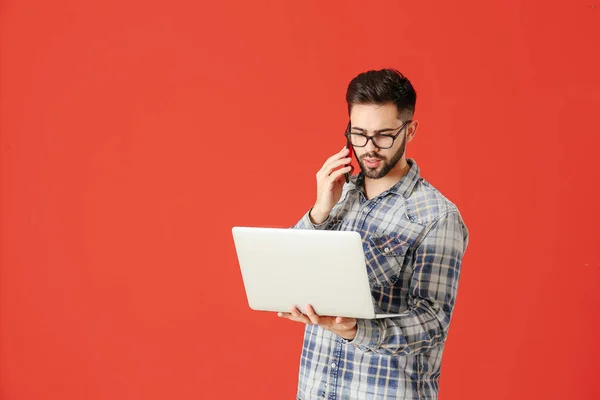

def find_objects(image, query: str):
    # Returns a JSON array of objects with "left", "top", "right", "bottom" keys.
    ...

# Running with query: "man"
[{"left": 278, "top": 69, "right": 469, "bottom": 399}]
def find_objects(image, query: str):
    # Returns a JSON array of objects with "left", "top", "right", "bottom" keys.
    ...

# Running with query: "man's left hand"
[{"left": 278, "top": 304, "right": 357, "bottom": 340}]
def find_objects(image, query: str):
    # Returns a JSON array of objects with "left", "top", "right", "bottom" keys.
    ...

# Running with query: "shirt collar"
[{"left": 352, "top": 158, "right": 421, "bottom": 199}]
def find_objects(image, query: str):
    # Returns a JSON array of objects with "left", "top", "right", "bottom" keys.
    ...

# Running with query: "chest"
[{"left": 329, "top": 192, "right": 427, "bottom": 288}]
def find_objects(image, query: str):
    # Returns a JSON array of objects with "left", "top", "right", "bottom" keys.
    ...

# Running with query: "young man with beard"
[{"left": 278, "top": 69, "right": 470, "bottom": 399}]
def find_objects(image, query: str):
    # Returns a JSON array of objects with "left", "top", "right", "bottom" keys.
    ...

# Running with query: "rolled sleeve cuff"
[
  {"left": 295, "top": 207, "right": 331, "bottom": 230},
  {"left": 347, "top": 319, "right": 380, "bottom": 351}
]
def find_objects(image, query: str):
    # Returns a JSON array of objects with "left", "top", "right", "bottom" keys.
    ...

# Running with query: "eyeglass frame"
[{"left": 344, "top": 119, "right": 412, "bottom": 149}]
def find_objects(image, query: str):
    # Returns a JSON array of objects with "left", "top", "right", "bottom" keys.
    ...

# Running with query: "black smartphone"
[{"left": 344, "top": 121, "right": 353, "bottom": 183}]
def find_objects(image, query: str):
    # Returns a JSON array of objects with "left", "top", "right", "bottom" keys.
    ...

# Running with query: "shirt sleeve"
[
  {"left": 347, "top": 210, "right": 469, "bottom": 356},
  {"left": 291, "top": 207, "right": 333, "bottom": 230}
]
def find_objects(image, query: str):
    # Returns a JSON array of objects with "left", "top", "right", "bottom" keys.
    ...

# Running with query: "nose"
[{"left": 364, "top": 137, "right": 379, "bottom": 153}]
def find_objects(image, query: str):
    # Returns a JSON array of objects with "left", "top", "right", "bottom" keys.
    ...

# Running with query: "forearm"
[{"left": 349, "top": 301, "right": 448, "bottom": 356}]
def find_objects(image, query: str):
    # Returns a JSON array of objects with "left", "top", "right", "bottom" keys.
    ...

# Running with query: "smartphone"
[{"left": 344, "top": 121, "right": 353, "bottom": 183}]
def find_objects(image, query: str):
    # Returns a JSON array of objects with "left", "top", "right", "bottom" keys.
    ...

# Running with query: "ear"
[{"left": 406, "top": 120, "right": 419, "bottom": 143}]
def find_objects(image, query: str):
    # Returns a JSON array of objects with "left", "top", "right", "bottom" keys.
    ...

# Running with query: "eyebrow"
[{"left": 350, "top": 126, "right": 396, "bottom": 134}]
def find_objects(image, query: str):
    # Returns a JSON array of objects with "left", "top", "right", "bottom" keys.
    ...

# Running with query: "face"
[{"left": 348, "top": 103, "right": 414, "bottom": 180}]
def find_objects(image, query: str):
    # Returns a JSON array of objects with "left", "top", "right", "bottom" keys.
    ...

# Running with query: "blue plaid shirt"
[{"left": 292, "top": 159, "right": 469, "bottom": 400}]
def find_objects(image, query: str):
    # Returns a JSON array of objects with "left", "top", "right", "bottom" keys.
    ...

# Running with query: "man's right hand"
[{"left": 309, "top": 147, "right": 353, "bottom": 224}]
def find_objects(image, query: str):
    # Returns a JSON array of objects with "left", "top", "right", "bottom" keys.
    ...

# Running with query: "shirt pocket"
[{"left": 364, "top": 235, "right": 409, "bottom": 287}]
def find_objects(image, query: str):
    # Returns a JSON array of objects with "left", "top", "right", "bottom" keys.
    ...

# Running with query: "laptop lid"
[{"left": 231, "top": 226, "right": 377, "bottom": 319}]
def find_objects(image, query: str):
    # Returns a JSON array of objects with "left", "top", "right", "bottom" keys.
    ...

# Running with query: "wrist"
[
  {"left": 309, "top": 207, "right": 330, "bottom": 225},
  {"left": 340, "top": 326, "right": 357, "bottom": 340}
]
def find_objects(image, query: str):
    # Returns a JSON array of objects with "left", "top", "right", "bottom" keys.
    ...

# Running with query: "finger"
[
  {"left": 326, "top": 166, "right": 352, "bottom": 184},
  {"left": 305, "top": 305, "right": 320, "bottom": 325},
  {"left": 319, "top": 149, "right": 350, "bottom": 174},
  {"left": 331, "top": 146, "right": 351, "bottom": 162},
  {"left": 322, "top": 157, "right": 352, "bottom": 176},
  {"left": 335, "top": 317, "right": 356, "bottom": 329},
  {"left": 343, "top": 165, "right": 356, "bottom": 181},
  {"left": 278, "top": 312, "right": 301, "bottom": 321},
  {"left": 280, "top": 313, "right": 307, "bottom": 323},
  {"left": 319, "top": 148, "right": 348, "bottom": 172},
  {"left": 291, "top": 307, "right": 312, "bottom": 324}
]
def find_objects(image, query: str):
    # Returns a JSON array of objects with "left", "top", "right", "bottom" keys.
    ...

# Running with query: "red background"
[{"left": 1, "top": 1, "right": 599, "bottom": 399}]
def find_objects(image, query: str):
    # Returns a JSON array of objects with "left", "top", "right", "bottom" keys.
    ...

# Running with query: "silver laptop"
[{"left": 231, "top": 226, "right": 401, "bottom": 319}]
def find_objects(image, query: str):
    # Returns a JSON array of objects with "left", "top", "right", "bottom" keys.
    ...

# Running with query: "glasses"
[{"left": 345, "top": 120, "right": 412, "bottom": 149}]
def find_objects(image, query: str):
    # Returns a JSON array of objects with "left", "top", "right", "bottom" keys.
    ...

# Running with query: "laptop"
[{"left": 231, "top": 226, "right": 401, "bottom": 319}]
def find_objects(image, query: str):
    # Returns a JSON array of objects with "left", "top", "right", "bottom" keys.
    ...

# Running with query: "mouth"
[{"left": 363, "top": 158, "right": 382, "bottom": 168}]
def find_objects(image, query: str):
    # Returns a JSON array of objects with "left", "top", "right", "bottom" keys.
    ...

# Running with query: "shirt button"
[
  {"left": 384, "top": 247, "right": 390, "bottom": 253},
  {"left": 331, "top": 362, "right": 337, "bottom": 368}
]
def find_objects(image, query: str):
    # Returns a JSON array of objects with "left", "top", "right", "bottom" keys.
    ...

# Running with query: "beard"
[{"left": 357, "top": 132, "right": 407, "bottom": 179}]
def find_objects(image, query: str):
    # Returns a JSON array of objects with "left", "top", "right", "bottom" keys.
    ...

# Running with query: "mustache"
[{"left": 360, "top": 153, "right": 385, "bottom": 161}]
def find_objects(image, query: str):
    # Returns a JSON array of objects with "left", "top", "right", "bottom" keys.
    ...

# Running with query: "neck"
[{"left": 364, "top": 158, "right": 410, "bottom": 199}]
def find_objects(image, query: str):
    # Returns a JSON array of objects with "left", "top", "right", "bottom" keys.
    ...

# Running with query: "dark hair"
[{"left": 346, "top": 69, "right": 417, "bottom": 120}]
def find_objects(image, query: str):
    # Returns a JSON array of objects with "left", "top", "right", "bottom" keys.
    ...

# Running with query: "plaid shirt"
[{"left": 292, "top": 159, "right": 469, "bottom": 400}]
